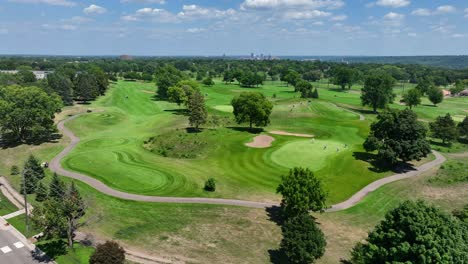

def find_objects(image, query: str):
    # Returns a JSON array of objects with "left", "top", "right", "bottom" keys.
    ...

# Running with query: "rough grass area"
[
  {"left": 36, "top": 239, "right": 94, "bottom": 264},
  {"left": 0, "top": 191, "right": 18, "bottom": 216},
  {"left": 428, "top": 159, "right": 468, "bottom": 185},
  {"left": 144, "top": 130, "right": 215, "bottom": 159}
]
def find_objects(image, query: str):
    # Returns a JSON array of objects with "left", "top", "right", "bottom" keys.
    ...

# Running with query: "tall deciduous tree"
[
  {"left": 430, "top": 113, "right": 459, "bottom": 144},
  {"left": 361, "top": 73, "right": 395, "bottom": 113},
  {"left": 187, "top": 91, "right": 207, "bottom": 130},
  {"left": 363, "top": 109, "right": 431, "bottom": 165},
  {"left": 427, "top": 86, "right": 444, "bottom": 106},
  {"left": 231, "top": 92, "right": 273, "bottom": 129},
  {"left": 332, "top": 67, "right": 359, "bottom": 90},
  {"left": 281, "top": 213, "right": 326, "bottom": 264},
  {"left": 74, "top": 72, "right": 99, "bottom": 102},
  {"left": 350, "top": 200, "right": 468, "bottom": 264},
  {"left": 402, "top": 88, "right": 421, "bottom": 109},
  {"left": 47, "top": 73, "right": 74, "bottom": 105},
  {"left": 155, "top": 65, "right": 183, "bottom": 99},
  {"left": 276, "top": 167, "right": 327, "bottom": 218},
  {"left": 0, "top": 85, "right": 62, "bottom": 142}
]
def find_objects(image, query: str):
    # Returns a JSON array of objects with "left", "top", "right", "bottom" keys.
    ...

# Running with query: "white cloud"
[
  {"left": 407, "top": 32, "right": 417, "bottom": 37},
  {"left": 412, "top": 5, "right": 456, "bottom": 16},
  {"left": 240, "top": 0, "right": 345, "bottom": 10},
  {"left": 376, "top": 0, "right": 410, "bottom": 8},
  {"left": 42, "top": 23, "right": 77, "bottom": 30},
  {"left": 186, "top": 27, "right": 206, "bottom": 33},
  {"left": 178, "top": 5, "right": 236, "bottom": 19},
  {"left": 8, "top": 0, "right": 75, "bottom": 7},
  {"left": 384, "top": 12, "right": 404, "bottom": 20},
  {"left": 451, "top": 33, "right": 464, "bottom": 38},
  {"left": 61, "top": 16, "right": 94, "bottom": 24},
  {"left": 121, "top": 0, "right": 165, "bottom": 4},
  {"left": 330, "top": 14, "right": 347, "bottom": 21},
  {"left": 84, "top": 4, "right": 107, "bottom": 15},
  {"left": 436, "top": 5, "right": 456, "bottom": 14},
  {"left": 411, "top": 8, "right": 431, "bottom": 16},
  {"left": 283, "top": 10, "right": 331, "bottom": 19}
]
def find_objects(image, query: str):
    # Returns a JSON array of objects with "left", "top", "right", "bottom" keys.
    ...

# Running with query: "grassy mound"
[
  {"left": 428, "top": 159, "right": 468, "bottom": 185},
  {"left": 145, "top": 130, "right": 216, "bottom": 159}
]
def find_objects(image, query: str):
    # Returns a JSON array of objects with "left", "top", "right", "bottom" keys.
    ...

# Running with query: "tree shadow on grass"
[
  {"left": 268, "top": 249, "right": 289, "bottom": 264},
  {"left": 36, "top": 239, "right": 67, "bottom": 260},
  {"left": 164, "top": 108, "right": 188, "bottom": 116},
  {"left": 0, "top": 133, "right": 62, "bottom": 149},
  {"left": 353, "top": 152, "right": 416, "bottom": 173},
  {"left": 429, "top": 139, "right": 452, "bottom": 148},
  {"left": 265, "top": 205, "right": 284, "bottom": 226},
  {"left": 227, "top": 126, "right": 264, "bottom": 134}
]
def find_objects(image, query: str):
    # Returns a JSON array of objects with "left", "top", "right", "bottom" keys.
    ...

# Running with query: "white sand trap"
[
  {"left": 245, "top": 135, "right": 275, "bottom": 148},
  {"left": 269, "top": 130, "right": 314, "bottom": 138}
]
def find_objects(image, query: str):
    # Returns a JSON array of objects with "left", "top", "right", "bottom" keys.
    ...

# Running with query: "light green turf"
[
  {"left": 0, "top": 191, "right": 18, "bottom": 216},
  {"left": 59, "top": 80, "right": 449, "bottom": 203},
  {"left": 270, "top": 139, "right": 351, "bottom": 171},
  {"left": 212, "top": 105, "right": 233, "bottom": 112}
]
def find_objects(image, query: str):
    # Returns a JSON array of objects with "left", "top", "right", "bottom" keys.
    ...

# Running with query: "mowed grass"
[
  {"left": 0, "top": 191, "right": 18, "bottom": 216},
  {"left": 59, "top": 80, "right": 448, "bottom": 203}
]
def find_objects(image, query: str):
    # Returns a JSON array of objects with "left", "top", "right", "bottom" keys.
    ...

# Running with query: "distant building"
[
  {"left": 120, "top": 55, "right": 133, "bottom": 61},
  {"left": 442, "top": 89, "right": 451, "bottom": 97},
  {"left": 0, "top": 70, "right": 53, "bottom": 80},
  {"left": 459, "top": 89, "right": 468, "bottom": 96}
]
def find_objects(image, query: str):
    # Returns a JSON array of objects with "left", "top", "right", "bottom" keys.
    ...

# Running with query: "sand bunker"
[
  {"left": 269, "top": 130, "right": 314, "bottom": 138},
  {"left": 245, "top": 135, "right": 275, "bottom": 148}
]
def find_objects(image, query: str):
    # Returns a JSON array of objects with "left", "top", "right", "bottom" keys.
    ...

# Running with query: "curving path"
[
  {"left": 50, "top": 113, "right": 445, "bottom": 212},
  {"left": 332, "top": 103, "right": 365, "bottom": 121}
]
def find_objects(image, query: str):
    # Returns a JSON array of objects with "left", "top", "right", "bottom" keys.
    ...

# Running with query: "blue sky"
[{"left": 0, "top": 0, "right": 467, "bottom": 56}]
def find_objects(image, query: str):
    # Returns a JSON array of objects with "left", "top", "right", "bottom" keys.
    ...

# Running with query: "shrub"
[
  {"left": 10, "top": 165, "right": 20, "bottom": 175},
  {"left": 204, "top": 178, "right": 216, "bottom": 192},
  {"left": 89, "top": 241, "right": 125, "bottom": 264}
]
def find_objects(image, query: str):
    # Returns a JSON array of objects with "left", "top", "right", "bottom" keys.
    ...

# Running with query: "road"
[
  {"left": 51, "top": 113, "right": 446, "bottom": 211},
  {"left": 0, "top": 217, "right": 50, "bottom": 264}
]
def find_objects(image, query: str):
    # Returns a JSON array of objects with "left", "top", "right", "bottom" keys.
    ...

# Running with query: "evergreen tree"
[
  {"left": 458, "top": 116, "right": 468, "bottom": 138},
  {"left": 49, "top": 173, "right": 66, "bottom": 200},
  {"left": 311, "top": 88, "right": 319, "bottom": 99},
  {"left": 47, "top": 73, "right": 74, "bottom": 105},
  {"left": 63, "top": 182, "right": 86, "bottom": 248},
  {"left": 35, "top": 181, "right": 48, "bottom": 202},
  {"left": 281, "top": 213, "right": 326, "bottom": 264},
  {"left": 21, "top": 155, "right": 45, "bottom": 194},
  {"left": 427, "top": 86, "right": 444, "bottom": 106},
  {"left": 74, "top": 72, "right": 99, "bottom": 102},
  {"left": 430, "top": 113, "right": 459, "bottom": 144}
]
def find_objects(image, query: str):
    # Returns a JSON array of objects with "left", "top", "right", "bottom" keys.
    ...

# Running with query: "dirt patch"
[
  {"left": 269, "top": 130, "right": 314, "bottom": 138},
  {"left": 245, "top": 135, "right": 275, "bottom": 148},
  {"left": 448, "top": 152, "right": 468, "bottom": 158}
]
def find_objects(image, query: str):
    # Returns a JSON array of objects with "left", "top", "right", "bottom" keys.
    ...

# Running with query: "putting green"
[{"left": 269, "top": 139, "right": 350, "bottom": 171}]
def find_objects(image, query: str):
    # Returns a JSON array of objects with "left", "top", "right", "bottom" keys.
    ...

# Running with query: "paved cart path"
[{"left": 50, "top": 113, "right": 446, "bottom": 211}]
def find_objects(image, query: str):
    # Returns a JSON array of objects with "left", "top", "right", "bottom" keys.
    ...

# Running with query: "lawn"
[
  {"left": 60, "top": 80, "right": 421, "bottom": 203},
  {"left": 0, "top": 191, "right": 18, "bottom": 216}
]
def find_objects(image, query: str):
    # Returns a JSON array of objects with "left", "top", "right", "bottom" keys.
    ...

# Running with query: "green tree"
[
  {"left": 88, "top": 66, "right": 109, "bottom": 95},
  {"left": 363, "top": 109, "right": 431, "bottom": 165},
  {"left": 74, "top": 72, "right": 99, "bottom": 102},
  {"left": 276, "top": 167, "right": 327, "bottom": 218},
  {"left": 427, "top": 86, "right": 444, "bottom": 106},
  {"left": 89, "top": 241, "right": 126, "bottom": 264},
  {"left": 35, "top": 181, "right": 48, "bottom": 202},
  {"left": 17, "top": 69, "right": 36, "bottom": 84},
  {"left": 0, "top": 85, "right": 62, "bottom": 142},
  {"left": 49, "top": 173, "right": 66, "bottom": 200},
  {"left": 281, "top": 213, "right": 326, "bottom": 264},
  {"left": 202, "top": 76, "right": 214, "bottom": 86},
  {"left": 282, "top": 70, "right": 301, "bottom": 87},
  {"left": 155, "top": 65, "right": 183, "bottom": 99},
  {"left": 167, "top": 86, "right": 188, "bottom": 107},
  {"left": 47, "top": 73, "right": 74, "bottom": 105},
  {"left": 350, "top": 200, "right": 468, "bottom": 264},
  {"left": 430, "top": 113, "right": 459, "bottom": 144},
  {"left": 402, "top": 88, "right": 421, "bottom": 109},
  {"left": 415, "top": 78, "right": 433, "bottom": 95},
  {"left": 10, "top": 165, "right": 19, "bottom": 176},
  {"left": 204, "top": 178, "right": 216, "bottom": 192},
  {"left": 187, "top": 91, "right": 207, "bottom": 130},
  {"left": 21, "top": 155, "right": 45, "bottom": 194},
  {"left": 62, "top": 182, "right": 86, "bottom": 248},
  {"left": 458, "top": 116, "right": 468, "bottom": 138},
  {"left": 294, "top": 79, "right": 313, "bottom": 98},
  {"left": 361, "top": 73, "right": 396, "bottom": 113},
  {"left": 231, "top": 92, "right": 273, "bottom": 129},
  {"left": 311, "top": 88, "right": 319, "bottom": 99},
  {"left": 31, "top": 199, "right": 67, "bottom": 239},
  {"left": 332, "top": 67, "right": 358, "bottom": 90}
]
